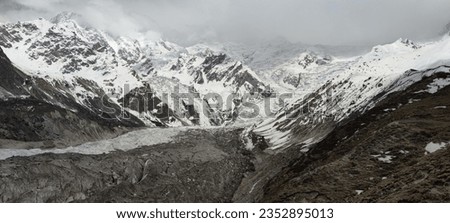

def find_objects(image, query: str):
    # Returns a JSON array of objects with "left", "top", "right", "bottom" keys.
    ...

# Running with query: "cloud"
[{"left": 1, "top": 0, "right": 450, "bottom": 46}]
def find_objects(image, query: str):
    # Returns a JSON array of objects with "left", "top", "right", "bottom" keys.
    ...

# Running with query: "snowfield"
[{"left": 251, "top": 35, "right": 450, "bottom": 151}]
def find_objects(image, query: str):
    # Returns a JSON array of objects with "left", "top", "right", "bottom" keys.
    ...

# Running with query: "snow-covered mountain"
[
  {"left": 0, "top": 46, "right": 145, "bottom": 146},
  {"left": 0, "top": 12, "right": 270, "bottom": 126},
  {"left": 247, "top": 35, "right": 450, "bottom": 150},
  {"left": 1, "top": 12, "right": 450, "bottom": 203},
  {"left": 1, "top": 12, "right": 449, "bottom": 131}
]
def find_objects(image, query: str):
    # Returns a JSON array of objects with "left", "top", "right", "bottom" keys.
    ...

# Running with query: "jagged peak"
[
  {"left": 395, "top": 38, "right": 410, "bottom": 44},
  {"left": 396, "top": 38, "right": 420, "bottom": 49}
]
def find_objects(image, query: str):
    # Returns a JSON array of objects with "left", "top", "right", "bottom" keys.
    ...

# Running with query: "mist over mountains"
[
  {"left": 1, "top": 0, "right": 450, "bottom": 46},
  {"left": 0, "top": 6, "right": 449, "bottom": 203}
]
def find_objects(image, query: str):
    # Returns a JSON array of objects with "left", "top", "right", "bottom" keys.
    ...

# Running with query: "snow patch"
[
  {"left": 425, "top": 78, "right": 450, "bottom": 94},
  {"left": 372, "top": 154, "right": 395, "bottom": 163},
  {"left": 425, "top": 142, "right": 449, "bottom": 154}
]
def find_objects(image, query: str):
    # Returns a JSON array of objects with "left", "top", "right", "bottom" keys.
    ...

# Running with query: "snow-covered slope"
[
  {"left": 249, "top": 35, "right": 450, "bottom": 150},
  {"left": 0, "top": 13, "right": 271, "bottom": 126},
  {"left": 217, "top": 39, "right": 369, "bottom": 92},
  {"left": 2, "top": 12, "right": 449, "bottom": 130},
  {"left": 0, "top": 46, "right": 144, "bottom": 144}
]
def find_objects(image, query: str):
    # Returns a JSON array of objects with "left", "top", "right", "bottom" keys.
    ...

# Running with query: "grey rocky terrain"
[{"left": 0, "top": 128, "right": 253, "bottom": 203}]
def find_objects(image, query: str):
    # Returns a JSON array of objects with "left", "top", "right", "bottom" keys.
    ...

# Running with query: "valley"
[{"left": 0, "top": 12, "right": 449, "bottom": 203}]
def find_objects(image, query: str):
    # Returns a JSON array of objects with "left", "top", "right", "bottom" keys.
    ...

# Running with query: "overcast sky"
[{"left": 1, "top": 0, "right": 449, "bottom": 46}]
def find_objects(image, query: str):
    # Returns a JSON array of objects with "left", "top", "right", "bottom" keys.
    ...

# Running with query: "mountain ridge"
[{"left": 0, "top": 13, "right": 450, "bottom": 203}]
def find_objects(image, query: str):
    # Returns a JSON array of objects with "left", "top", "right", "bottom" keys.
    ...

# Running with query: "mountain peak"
[
  {"left": 395, "top": 38, "right": 420, "bottom": 49},
  {"left": 50, "top": 12, "right": 81, "bottom": 24}
]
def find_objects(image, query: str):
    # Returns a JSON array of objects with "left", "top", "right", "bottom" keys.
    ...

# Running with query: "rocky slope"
[
  {"left": 0, "top": 128, "right": 253, "bottom": 203},
  {"left": 255, "top": 68, "right": 450, "bottom": 202},
  {"left": 0, "top": 47, "right": 144, "bottom": 147}
]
